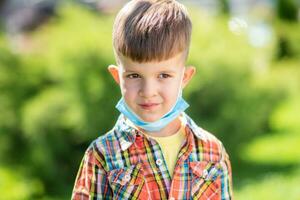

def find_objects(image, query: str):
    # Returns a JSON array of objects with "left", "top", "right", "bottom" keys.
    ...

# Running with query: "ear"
[
  {"left": 182, "top": 66, "right": 196, "bottom": 88},
  {"left": 107, "top": 65, "right": 120, "bottom": 85}
]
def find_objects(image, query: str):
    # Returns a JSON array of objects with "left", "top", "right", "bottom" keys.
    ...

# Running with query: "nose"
[{"left": 139, "top": 79, "right": 157, "bottom": 98}]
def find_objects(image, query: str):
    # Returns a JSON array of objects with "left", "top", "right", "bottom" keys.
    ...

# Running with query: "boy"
[{"left": 72, "top": 0, "right": 233, "bottom": 199}]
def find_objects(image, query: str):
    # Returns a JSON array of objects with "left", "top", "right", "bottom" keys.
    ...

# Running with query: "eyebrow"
[
  {"left": 123, "top": 70, "right": 176, "bottom": 74},
  {"left": 123, "top": 70, "right": 138, "bottom": 73},
  {"left": 160, "top": 70, "right": 176, "bottom": 74}
]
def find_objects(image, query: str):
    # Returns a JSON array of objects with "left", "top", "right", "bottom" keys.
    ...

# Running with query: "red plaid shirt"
[{"left": 72, "top": 113, "right": 233, "bottom": 199}]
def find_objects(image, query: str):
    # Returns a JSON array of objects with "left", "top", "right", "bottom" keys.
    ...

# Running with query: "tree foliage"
[{"left": 0, "top": 4, "right": 299, "bottom": 199}]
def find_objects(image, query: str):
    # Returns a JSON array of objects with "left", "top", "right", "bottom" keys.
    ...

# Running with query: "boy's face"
[{"left": 108, "top": 52, "right": 196, "bottom": 122}]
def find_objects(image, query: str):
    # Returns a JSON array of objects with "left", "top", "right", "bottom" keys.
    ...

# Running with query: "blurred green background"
[{"left": 0, "top": 0, "right": 299, "bottom": 199}]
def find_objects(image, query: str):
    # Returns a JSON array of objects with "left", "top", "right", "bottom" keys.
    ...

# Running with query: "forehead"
[{"left": 118, "top": 52, "right": 185, "bottom": 72}]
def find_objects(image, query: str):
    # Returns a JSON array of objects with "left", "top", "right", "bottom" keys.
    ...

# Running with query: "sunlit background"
[{"left": 0, "top": 0, "right": 299, "bottom": 199}]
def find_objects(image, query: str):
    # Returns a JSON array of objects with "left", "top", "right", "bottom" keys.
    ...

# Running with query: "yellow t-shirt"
[{"left": 148, "top": 125, "right": 185, "bottom": 177}]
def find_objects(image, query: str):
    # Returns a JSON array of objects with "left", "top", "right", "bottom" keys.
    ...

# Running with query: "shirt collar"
[{"left": 114, "top": 113, "right": 208, "bottom": 151}]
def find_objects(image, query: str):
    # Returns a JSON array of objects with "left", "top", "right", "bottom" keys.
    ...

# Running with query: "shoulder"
[
  {"left": 196, "top": 126, "right": 225, "bottom": 151},
  {"left": 185, "top": 116, "right": 228, "bottom": 162},
  {"left": 185, "top": 114, "right": 223, "bottom": 146},
  {"left": 82, "top": 130, "right": 120, "bottom": 169},
  {"left": 90, "top": 129, "right": 122, "bottom": 154}
]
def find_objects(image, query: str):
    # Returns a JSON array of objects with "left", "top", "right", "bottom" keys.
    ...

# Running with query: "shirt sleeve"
[
  {"left": 71, "top": 145, "right": 113, "bottom": 200},
  {"left": 220, "top": 144, "right": 234, "bottom": 200}
]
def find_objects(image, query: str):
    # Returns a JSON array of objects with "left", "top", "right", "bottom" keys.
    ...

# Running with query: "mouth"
[{"left": 138, "top": 103, "right": 160, "bottom": 110}]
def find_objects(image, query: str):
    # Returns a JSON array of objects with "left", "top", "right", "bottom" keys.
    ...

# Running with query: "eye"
[
  {"left": 158, "top": 73, "right": 171, "bottom": 79},
  {"left": 126, "top": 73, "right": 140, "bottom": 79}
]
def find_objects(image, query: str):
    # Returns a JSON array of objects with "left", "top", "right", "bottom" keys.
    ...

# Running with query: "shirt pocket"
[
  {"left": 189, "top": 161, "right": 222, "bottom": 200},
  {"left": 108, "top": 163, "right": 145, "bottom": 200}
]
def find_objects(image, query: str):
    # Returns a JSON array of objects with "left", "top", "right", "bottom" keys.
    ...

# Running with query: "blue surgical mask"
[{"left": 115, "top": 90, "right": 189, "bottom": 132}]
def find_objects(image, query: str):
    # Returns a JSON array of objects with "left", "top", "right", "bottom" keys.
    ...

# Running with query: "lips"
[{"left": 139, "top": 103, "right": 160, "bottom": 109}]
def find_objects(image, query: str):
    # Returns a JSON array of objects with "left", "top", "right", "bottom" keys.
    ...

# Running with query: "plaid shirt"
[{"left": 72, "top": 113, "right": 233, "bottom": 200}]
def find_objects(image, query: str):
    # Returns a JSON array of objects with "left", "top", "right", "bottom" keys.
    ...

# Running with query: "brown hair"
[{"left": 112, "top": 0, "right": 192, "bottom": 63}]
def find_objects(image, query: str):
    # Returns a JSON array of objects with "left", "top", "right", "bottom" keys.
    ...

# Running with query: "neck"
[{"left": 141, "top": 117, "right": 181, "bottom": 137}]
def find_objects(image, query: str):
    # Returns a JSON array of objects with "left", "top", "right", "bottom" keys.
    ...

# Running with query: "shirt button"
[
  {"left": 156, "top": 158, "right": 163, "bottom": 166},
  {"left": 202, "top": 169, "right": 208, "bottom": 179},
  {"left": 124, "top": 174, "right": 131, "bottom": 182}
]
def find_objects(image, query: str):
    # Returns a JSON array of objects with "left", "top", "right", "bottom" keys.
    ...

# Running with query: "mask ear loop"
[
  {"left": 174, "top": 67, "right": 186, "bottom": 105},
  {"left": 117, "top": 65, "right": 126, "bottom": 96},
  {"left": 173, "top": 67, "right": 186, "bottom": 123}
]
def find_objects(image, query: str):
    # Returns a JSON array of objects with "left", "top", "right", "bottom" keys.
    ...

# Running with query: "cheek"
[
  {"left": 160, "top": 83, "right": 180, "bottom": 102},
  {"left": 121, "top": 82, "right": 139, "bottom": 99}
]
